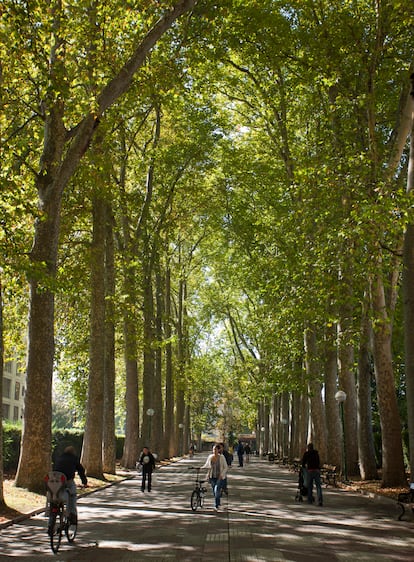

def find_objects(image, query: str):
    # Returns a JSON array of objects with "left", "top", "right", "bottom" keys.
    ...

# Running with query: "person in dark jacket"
[
  {"left": 302, "top": 443, "right": 323, "bottom": 506},
  {"left": 138, "top": 446, "right": 156, "bottom": 492},
  {"left": 52, "top": 445, "right": 87, "bottom": 524},
  {"left": 236, "top": 441, "right": 244, "bottom": 467}
]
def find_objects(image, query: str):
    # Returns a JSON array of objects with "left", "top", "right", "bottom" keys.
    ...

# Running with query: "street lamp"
[
  {"left": 260, "top": 426, "right": 265, "bottom": 456},
  {"left": 178, "top": 423, "right": 184, "bottom": 456},
  {"left": 146, "top": 408, "right": 155, "bottom": 443},
  {"left": 335, "top": 390, "right": 348, "bottom": 482}
]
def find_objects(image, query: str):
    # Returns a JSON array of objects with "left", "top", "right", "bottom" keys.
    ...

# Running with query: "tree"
[{"left": 9, "top": 0, "right": 199, "bottom": 492}]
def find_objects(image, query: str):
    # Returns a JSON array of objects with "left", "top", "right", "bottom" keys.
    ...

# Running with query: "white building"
[{"left": 2, "top": 360, "right": 25, "bottom": 422}]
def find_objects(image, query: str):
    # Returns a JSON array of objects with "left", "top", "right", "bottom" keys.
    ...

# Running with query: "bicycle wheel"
[
  {"left": 65, "top": 517, "right": 77, "bottom": 543},
  {"left": 49, "top": 508, "right": 63, "bottom": 553},
  {"left": 191, "top": 490, "right": 199, "bottom": 511}
]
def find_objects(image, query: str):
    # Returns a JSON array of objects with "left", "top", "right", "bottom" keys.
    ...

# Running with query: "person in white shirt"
[{"left": 202, "top": 444, "right": 228, "bottom": 511}]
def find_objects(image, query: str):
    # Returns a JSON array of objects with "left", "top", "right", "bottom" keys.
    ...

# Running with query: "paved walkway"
[{"left": 0, "top": 454, "right": 413, "bottom": 561}]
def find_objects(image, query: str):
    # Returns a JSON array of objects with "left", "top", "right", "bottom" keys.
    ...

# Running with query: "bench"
[
  {"left": 397, "top": 485, "right": 414, "bottom": 521},
  {"left": 321, "top": 464, "right": 338, "bottom": 487}
]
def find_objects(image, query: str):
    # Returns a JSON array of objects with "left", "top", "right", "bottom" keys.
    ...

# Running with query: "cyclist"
[{"left": 50, "top": 445, "right": 88, "bottom": 527}]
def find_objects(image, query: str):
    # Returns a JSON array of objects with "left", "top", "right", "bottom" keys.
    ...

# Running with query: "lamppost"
[
  {"left": 335, "top": 390, "right": 348, "bottom": 482},
  {"left": 260, "top": 426, "right": 265, "bottom": 456},
  {"left": 146, "top": 408, "right": 155, "bottom": 443},
  {"left": 178, "top": 423, "right": 184, "bottom": 455}
]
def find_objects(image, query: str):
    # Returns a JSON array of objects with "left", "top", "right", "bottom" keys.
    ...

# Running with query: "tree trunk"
[
  {"left": 304, "top": 327, "right": 327, "bottom": 463},
  {"left": 0, "top": 275, "right": 5, "bottom": 506},
  {"left": 154, "top": 260, "right": 165, "bottom": 457},
  {"left": 121, "top": 322, "right": 140, "bottom": 467},
  {"left": 357, "top": 300, "right": 378, "bottom": 480},
  {"left": 141, "top": 245, "right": 156, "bottom": 448},
  {"left": 371, "top": 273, "right": 407, "bottom": 487},
  {"left": 403, "top": 102, "right": 414, "bottom": 483},
  {"left": 103, "top": 202, "right": 116, "bottom": 474},
  {"left": 16, "top": 177, "right": 63, "bottom": 491},
  {"left": 81, "top": 194, "right": 106, "bottom": 478},
  {"left": 337, "top": 271, "right": 359, "bottom": 477},
  {"left": 164, "top": 266, "right": 175, "bottom": 457},
  {"left": 323, "top": 323, "right": 342, "bottom": 467}
]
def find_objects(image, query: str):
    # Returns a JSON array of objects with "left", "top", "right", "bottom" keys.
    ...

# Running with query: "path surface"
[{"left": 0, "top": 454, "right": 413, "bottom": 561}]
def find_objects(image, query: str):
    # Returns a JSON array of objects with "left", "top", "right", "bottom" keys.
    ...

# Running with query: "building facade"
[{"left": 2, "top": 360, "right": 25, "bottom": 422}]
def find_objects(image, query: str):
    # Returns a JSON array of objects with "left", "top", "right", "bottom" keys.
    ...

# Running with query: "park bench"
[
  {"left": 321, "top": 464, "right": 338, "bottom": 487},
  {"left": 397, "top": 484, "right": 414, "bottom": 521}
]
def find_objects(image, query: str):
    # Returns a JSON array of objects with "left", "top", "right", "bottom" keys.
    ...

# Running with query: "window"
[
  {"left": 14, "top": 381, "right": 20, "bottom": 401},
  {"left": 5, "top": 361, "right": 12, "bottom": 373},
  {"left": 2, "top": 403, "right": 10, "bottom": 420},
  {"left": 13, "top": 406, "right": 19, "bottom": 421},
  {"left": 2, "top": 377, "right": 11, "bottom": 398}
]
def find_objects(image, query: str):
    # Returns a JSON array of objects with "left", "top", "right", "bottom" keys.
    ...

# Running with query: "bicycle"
[
  {"left": 189, "top": 467, "right": 207, "bottom": 511},
  {"left": 44, "top": 471, "right": 78, "bottom": 553}
]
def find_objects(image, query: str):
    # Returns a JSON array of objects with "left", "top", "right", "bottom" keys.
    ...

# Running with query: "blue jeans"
[
  {"left": 209, "top": 477, "right": 223, "bottom": 508},
  {"left": 307, "top": 470, "right": 323, "bottom": 504}
]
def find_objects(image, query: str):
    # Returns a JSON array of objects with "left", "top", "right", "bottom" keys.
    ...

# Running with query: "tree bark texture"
[
  {"left": 81, "top": 194, "right": 106, "bottom": 478},
  {"left": 0, "top": 277, "right": 4, "bottom": 505},
  {"left": 337, "top": 302, "right": 359, "bottom": 477},
  {"left": 323, "top": 324, "right": 342, "bottom": 467},
  {"left": 304, "top": 328, "right": 327, "bottom": 463},
  {"left": 371, "top": 273, "right": 407, "bottom": 487},
  {"left": 103, "top": 202, "right": 116, "bottom": 474},
  {"left": 164, "top": 266, "right": 175, "bottom": 457},
  {"left": 357, "top": 304, "right": 378, "bottom": 480}
]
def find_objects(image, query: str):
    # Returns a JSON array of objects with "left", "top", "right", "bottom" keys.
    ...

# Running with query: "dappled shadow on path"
[{"left": 0, "top": 456, "right": 413, "bottom": 561}]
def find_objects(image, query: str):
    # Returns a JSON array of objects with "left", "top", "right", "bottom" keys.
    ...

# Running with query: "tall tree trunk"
[
  {"left": 141, "top": 244, "right": 156, "bottom": 448},
  {"left": 337, "top": 292, "right": 359, "bottom": 477},
  {"left": 357, "top": 298, "right": 378, "bottom": 480},
  {"left": 16, "top": 179, "right": 63, "bottom": 491},
  {"left": 371, "top": 272, "right": 407, "bottom": 487},
  {"left": 121, "top": 311, "right": 140, "bottom": 468},
  {"left": 175, "top": 276, "right": 187, "bottom": 454},
  {"left": 81, "top": 194, "right": 106, "bottom": 478},
  {"left": 403, "top": 88, "right": 414, "bottom": 482},
  {"left": 154, "top": 260, "right": 164, "bottom": 457},
  {"left": 304, "top": 327, "right": 327, "bottom": 463},
  {"left": 103, "top": 202, "right": 116, "bottom": 474},
  {"left": 323, "top": 323, "right": 342, "bottom": 467},
  {"left": 164, "top": 266, "right": 175, "bottom": 457},
  {"left": 0, "top": 275, "right": 5, "bottom": 506}
]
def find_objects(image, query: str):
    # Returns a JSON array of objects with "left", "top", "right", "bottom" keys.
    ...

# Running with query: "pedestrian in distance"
[
  {"left": 301, "top": 442, "right": 323, "bottom": 506},
  {"left": 202, "top": 444, "right": 228, "bottom": 511},
  {"left": 51, "top": 445, "right": 88, "bottom": 526},
  {"left": 138, "top": 446, "right": 156, "bottom": 492},
  {"left": 244, "top": 443, "right": 251, "bottom": 463},
  {"left": 236, "top": 440, "right": 244, "bottom": 467}
]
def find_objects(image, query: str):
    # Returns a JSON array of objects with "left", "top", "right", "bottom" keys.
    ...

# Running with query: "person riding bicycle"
[{"left": 51, "top": 445, "right": 88, "bottom": 525}]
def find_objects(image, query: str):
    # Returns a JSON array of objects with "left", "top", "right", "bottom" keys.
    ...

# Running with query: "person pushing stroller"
[{"left": 301, "top": 443, "right": 323, "bottom": 506}]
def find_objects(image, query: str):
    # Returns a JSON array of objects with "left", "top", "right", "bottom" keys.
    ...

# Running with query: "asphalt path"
[{"left": 0, "top": 454, "right": 413, "bottom": 561}]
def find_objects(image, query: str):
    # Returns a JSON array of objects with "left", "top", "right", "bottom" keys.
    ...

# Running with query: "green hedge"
[{"left": 2, "top": 423, "right": 125, "bottom": 472}]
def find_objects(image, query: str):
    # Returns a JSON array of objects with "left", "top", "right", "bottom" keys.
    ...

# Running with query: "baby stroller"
[{"left": 295, "top": 467, "right": 314, "bottom": 502}]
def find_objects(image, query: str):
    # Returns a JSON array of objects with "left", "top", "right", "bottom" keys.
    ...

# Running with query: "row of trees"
[{"left": 1, "top": 0, "right": 414, "bottom": 502}]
